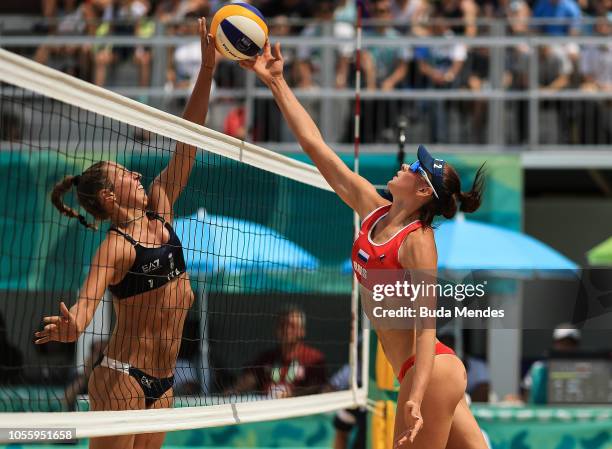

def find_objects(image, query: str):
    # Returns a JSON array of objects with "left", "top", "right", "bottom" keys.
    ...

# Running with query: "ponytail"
[
  {"left": 457, "top": 163, "right": 486, "bottom": 213},
  {"left": 50, "top": 175, "right": 98, "bottom": 231},
  {"left": 418, "top": 162, "right": 486, "bottom": 226}
]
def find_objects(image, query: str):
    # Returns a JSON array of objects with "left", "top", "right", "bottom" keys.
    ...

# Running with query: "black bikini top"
[{"left": 108, "top": 211, "right": 187, "bottom": 299}]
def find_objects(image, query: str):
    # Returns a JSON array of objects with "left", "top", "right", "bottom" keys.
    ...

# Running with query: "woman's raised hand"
[
  {"left": 239, "top": 41, "right": 284, "bottom": 86},
  {"left": 199, "top": 17, "right": 216, "bottom": 70}
]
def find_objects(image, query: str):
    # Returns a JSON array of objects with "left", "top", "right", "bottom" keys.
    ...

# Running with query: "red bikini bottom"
[{"left": 397, "top": 341, "right": 456, "bottom": 382}]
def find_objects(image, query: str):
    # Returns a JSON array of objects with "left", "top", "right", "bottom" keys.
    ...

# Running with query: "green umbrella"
[{"left": 587, "top": 236, "right": 612, "bottom": 266}]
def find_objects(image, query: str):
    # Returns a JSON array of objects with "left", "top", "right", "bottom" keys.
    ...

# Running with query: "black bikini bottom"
[{"left": 94, "top": 355, "right": 174, "bottom": 407}]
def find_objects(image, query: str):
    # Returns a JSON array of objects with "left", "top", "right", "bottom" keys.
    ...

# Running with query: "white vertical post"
[
  {"left": 245, "top": 70, "right": 256, "bottom": 141},
  {"left": 487, "top": 282, "right": 523, "bottom": 400},
  {"left": 198, "top": 278, "right": 211, "bottom": 396}
]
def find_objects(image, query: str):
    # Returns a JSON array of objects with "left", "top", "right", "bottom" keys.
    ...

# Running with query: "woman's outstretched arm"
[
  {"left": 241, "top": 42, "right": 385, "bottom": 218},
  {"left": 150, "top": 17, "right": 216, "bottom": 218},
  {"left": 34, "top": 237, "right": 120, "bottom": 344}
]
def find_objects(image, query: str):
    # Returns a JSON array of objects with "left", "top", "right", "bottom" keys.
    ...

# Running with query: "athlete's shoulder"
[
  {"left": 102, "top": 229, "right": 137, "bottom": 269},
  {"left": 398, "top": 224, "right": 437, "bottom": 270},
  {"left": 359, "top": 203, "right": 391, "bottom": 232},
  {"left": 105, "top": 229, "right": 135, "bottom": 250},
  {"left": 100, "top": 232, "right": 124, "bottom": 255},
  {"left": 410, "top": 223, "right": 435, "bottom": 241}
]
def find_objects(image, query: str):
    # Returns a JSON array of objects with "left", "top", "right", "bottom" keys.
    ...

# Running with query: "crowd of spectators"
[{"left": 11, "top": 0, "right": 612, "bottom": 143}]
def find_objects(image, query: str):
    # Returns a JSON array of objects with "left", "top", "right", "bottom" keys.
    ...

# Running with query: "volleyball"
[{"left": 210, "top": 3, "right": 268, "bottom": 61}]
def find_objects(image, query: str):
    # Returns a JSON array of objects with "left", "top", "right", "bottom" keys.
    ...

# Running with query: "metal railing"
[{"left": 1, "top": 16, "right": 611, "bottom": 152}]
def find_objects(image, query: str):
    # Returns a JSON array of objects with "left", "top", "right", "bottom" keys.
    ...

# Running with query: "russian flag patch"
[{"left": 358, "top": 249, "right": 370, "bottom": 263}]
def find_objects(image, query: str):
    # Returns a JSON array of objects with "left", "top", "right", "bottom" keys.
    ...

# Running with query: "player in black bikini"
[{"left": 34, "top": 18, "right": 215, "bottom": 449}]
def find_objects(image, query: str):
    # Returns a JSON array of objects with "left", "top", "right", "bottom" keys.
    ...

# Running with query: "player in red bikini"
[{"left": 240, "top": 42, "right": 488, "bottom": 449}]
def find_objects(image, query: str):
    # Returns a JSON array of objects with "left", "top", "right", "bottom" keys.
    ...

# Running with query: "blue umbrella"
[
  {"left": 173, "top": 209, "right": 319, "bottom": 276},
  {"left": 434, "top": 214, "right": 578, "bottom": 277}
]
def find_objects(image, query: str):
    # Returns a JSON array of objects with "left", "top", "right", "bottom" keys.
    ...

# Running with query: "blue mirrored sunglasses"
[{"left": 409, "top": 161, "right": 439, "bottom": 199}]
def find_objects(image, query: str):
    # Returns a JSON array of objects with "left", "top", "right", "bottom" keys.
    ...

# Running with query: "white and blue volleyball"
[{"left": 210, "top": 3, "right": 268, "bottom": 61}]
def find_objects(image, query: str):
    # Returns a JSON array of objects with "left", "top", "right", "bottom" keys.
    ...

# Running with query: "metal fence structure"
[{"left": 1, "top": 16, "right": 611, "bottom": 157}]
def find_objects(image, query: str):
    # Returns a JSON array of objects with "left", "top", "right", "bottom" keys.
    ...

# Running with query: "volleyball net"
[{"left": 0, "top": 48, "right": 367, "bottom": 439}]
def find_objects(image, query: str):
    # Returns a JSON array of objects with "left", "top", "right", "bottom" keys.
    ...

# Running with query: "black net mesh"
[{"left": 0, "top": 82, "right": 354, "bottom": 412}]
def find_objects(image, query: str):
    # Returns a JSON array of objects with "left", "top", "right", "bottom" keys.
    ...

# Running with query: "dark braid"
[{"left": 50, "top": 161, "right": 113, "bottom": 230}]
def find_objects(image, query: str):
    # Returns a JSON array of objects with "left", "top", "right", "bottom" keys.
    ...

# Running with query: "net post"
[{"left": 349, "top": 2, "right": 364, "bottom": 404}]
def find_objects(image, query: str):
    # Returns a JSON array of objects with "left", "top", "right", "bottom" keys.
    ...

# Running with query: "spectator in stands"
[
  {"left": 269, "top": 15, "right": 295, "bottom": 82},
  {"left": 504, "top": 4, "right": 532, "bottom": 82},
  {"left": 335, "top": 0, "right": 358, "bottom": 23},
  {"left": 579, "top": 15, "right": 612, "bottom": 143},
  {"left": 533, "top": 0, "right": 582, "bottom": 69},
  {"left": 522, "top": 324, "right": 581, "bottom": 404},
  {"left": 34, "top": 0, "right": 111, "bottom": 81},
  {"left": 539, "top": 44, "right": 572, "bottom": 90},
  {"left": 292, "top": 0, "right": 353, "bottom": 142},
  {"left": 296, "top": 0, "right": 354, "bottom": 89},
  {"left": 93, "top": 0, "right": 156, "bottom": 91},
  {"left": 415, "top": 4, "right": 467, "bottom": 89},
  {"left": 502, "top": 0, "right": 532, "bottom": 143},
  {"left": 456, "top": 0, "right": 486, "bottom": 155},
  {"left": 41, "top": 0, "right": 77, "bottom": 19},
  {"left": 156, "top": 0, "right": 209, "bottom": 24},
  {"left": 391, "top": 0, "right": 429, "bottom": 35},
  {"left": 251, "top": 15, "right": 297, "bottom": 142},
  {"left": 533, "top": 0, "right": 582, "bottom": 97},
  {"left": 159, "top": 0, "right": 212, "bottom": 120},
  {"left": 414, "top": 3, "right": 467, "bottom": 141},
  {"left": 362, "top": 0, "right": 410, "bottom": 90},
  {"left": 532, "top": 0, "right": 583, "bottom": 37},
  {"left": 538, "top": 44, "right": 572, "bottom": 142},
  {"left": 228, "top": 307, "right": 327, "bottom": 398},
  {"left": 259, "top": 0, "right": 312, "bottom": 33},
  {"left": 260, "top": 0, "right": 311, "bottom": 17},
  {"left": 479, "top": 0, "right": 499, "bottom": 18},
  {"left": 593, "top": 0, "right": 612, "bottom": 19},
  {"left": 441, "top": 0, "right": 479, "bottom": 36},
  {"left": 169, "top": 11, "right": 215, "bottom": 91},
  {"left": 63, "top": 339, "right": 107, "bottom": 410},
  {"left": 580, "top": 17, "right": 612, "bottom": 92},
  {"left": 0, "top": 312, "right": 23, "bottom": 385},
  {"left": 358, "top": 0, "right": 411, "bottom": 142},
  {"left": 504, "top": 0, "right": 532, "bottom": 35}
]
